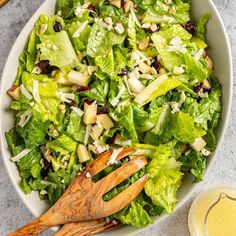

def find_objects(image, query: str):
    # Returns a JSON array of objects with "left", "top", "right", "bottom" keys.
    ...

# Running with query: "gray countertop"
[{"left": 0, "top": 0, "right": 235, "bottom": 235}]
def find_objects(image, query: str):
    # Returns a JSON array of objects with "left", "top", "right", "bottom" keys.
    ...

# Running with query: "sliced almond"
[{"left": 124, "top": 0, "right": 133, "bottom": 12}]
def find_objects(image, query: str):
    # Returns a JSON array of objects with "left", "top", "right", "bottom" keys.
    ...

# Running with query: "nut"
[
  {"left": 205, "top": 55, "right": 213, "bottom": 70},
  {"left": 40, "top": 24, "right": 48, "bottom": 35},
  {"left": 169, "top": 6, "right": 176, "bottom": 15},
  {"left": 138, "top": 38, "right": 150, "bottom": 51},
  {"left": 138, "top": 62, "right": 152, "bottom": 74},
  {"left": 164, "top": 0, "right": 172, "bottom": 4},
  {"left": 109, "top": 0, "right": 121, "bottom": 8},
  {"left": 202, "top": 79, "right": 212, "bottom": 90},
  {"left": 59, "top": 104, "right": 66, "bottom": 114},
  {"left": 159, "top": 68, "right": 166, "bottom": 75},
  {"left": 150, "top": 23, "right": 158, "bottom": 32},
  {"left": 124, "top": 0, "right": 133, "bottom": 13}
]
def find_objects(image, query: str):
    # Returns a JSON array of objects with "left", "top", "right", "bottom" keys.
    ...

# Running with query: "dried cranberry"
[
  {"left": 121, "top": 0, "right": 125, "bottom": 8},
  {"left": 53, "top": 21, "right": 62, "bottom": 32},
  {"left": 151, "top": 58, "right": 161, "bottom": 72},
  {"left": 36, "top": 60, "right": 57, "bottom": 74},
  {"left": 156, "top": 24, "right": 161, "bottom": 32},
  {"left": 76, "top": 85, "right": 90, "bottom": 92},
  {"left": 87, "top": 4, "right": 95, "bottom": 11},
  {"left": 41, "top": 158, "right": 52, "bottom": 178},
  {"left": 65, "top": 99, "right": 76, "bottom": 107},
  {"left": 193, "top": 83, "right": 203, "bottom": 93},
  {"left": 84, "top": 100, "right": 94, "bottom": 105},
  {"left": 182, "top": 21, "right": 196, "bottom": 35},
  {"left": 118, "top": 68, "right": 129, "bottom": 76},
  {"left": 98, "top": 107, "right": 110, "bottom": 114}
]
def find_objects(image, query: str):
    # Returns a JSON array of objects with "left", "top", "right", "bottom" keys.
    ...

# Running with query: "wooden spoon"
[
  {"left": 9, "top": 148, "right": 148, "bottom": 236},
  {"left": 54, "top": 218, "right": 122, "bottom": 236}
]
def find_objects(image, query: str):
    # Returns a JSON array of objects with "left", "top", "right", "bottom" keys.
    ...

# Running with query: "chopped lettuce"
[
  {"left": 195, "top": 14, "right": 211, "bottom": 41},
  {"left": 47, "top": 134, "right": 77, "bottom": 155},
  {"left": 38, "top": 31, "right": 78, "bottom": 68},
  {"left": 145, "top": 144, "right": 183, "bottom": 213},
  {"left": 179, "top": 151, "right": 206, "bottom": 182}
]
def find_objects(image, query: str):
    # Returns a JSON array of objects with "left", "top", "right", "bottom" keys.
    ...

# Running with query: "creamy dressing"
[{"left": 188, "top": 187, "right": 236, "bottom": 236}]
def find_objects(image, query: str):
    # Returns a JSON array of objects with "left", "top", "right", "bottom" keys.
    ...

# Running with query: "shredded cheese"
[
  {"left": 110, "top": 84, "right": 126, "bottom": 107},
  {"left": 107, "top": 148, "right": 123, "bottom": 166},
  {"left": 19, "top": 109, "right": 33, "bottom": 127},
  {"left": 75, "top": 2, "right": 91, "bottom": 16},
  {"left": 33, "top": 80, "right": 41, "bottom": 103},
  {"left": 130, "top": 7, "right": 141, "bottom": 27},
  {"left": 11, "top": 148, "right": 32, "bottom": 162},
  {"left": 71, "top": 106, "right": 84, "bottom": 117},
  {"left": 84, "top": 124, "right": 92, "bottom": 145},
  {"left": 73, "top": 20, "right": 89, "bottom": 38},
  {"left": 57, "top": 92, "right": 75, "bottom": 103},
  {"left": 20, "top": 84, "right": 33, "bottom": 100}
]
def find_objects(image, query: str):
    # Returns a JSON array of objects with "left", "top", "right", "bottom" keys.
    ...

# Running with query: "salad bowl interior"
[{"left": 0, "top": 0, "right": 232, "bottom": 235}]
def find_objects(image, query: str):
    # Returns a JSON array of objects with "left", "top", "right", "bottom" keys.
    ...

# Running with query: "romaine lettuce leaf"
[
  {"left": 47, "top": 134, "right": 77, "bottom": 155},
  {"left": 66, "top": 110, "right": 85, "bottom": 142},
  {"left": 135, "top": 74, "right": 181, "bottom": 106},
  {"left": 38, "top": 31, "right": 78, "bottom": 68},
  {"left": 180, "top": 151, "right": 206, "bottom": 182},
  {"left": 184, "top": 52, "right": 208, "bottom": 83},
  {"left": 117, "top": 106, "right": 138, "bottom": 143},
  {"left": 182, "top": 79, "right": 221, "bottom": 131},
  {"left": 195, "top": 14, "right": 211, "bottom": 41},
  {"left": 87, "top": 23, "right": 126, "bottom": 58},
  {"left": 33, "top": 98, "right": 60, "bottom": 124},
  {"left": 167, "top": 111, "right": 196, "bottom": 144},
  {"left": 79, "top": 79, "right": 108, "bottom": 103},
  {"left": 144, "top": 144, "right": 183, "bottom": 213},
  {"left": 66, "top": 20, "right": 91, "bottom": 51},
  {"left": 144, "top": 104, "right": 171, "bottom": 145},
  {"left": 16, "top": 116, "right": 49, "bottom": 149},
  {"left": 17, "top": 148, "right": 42, "bottom": 178}
]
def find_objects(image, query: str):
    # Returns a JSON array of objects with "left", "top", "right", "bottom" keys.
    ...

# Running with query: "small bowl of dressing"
[{"left": 188, "top": 187, "right": 236, "bottom": 236}]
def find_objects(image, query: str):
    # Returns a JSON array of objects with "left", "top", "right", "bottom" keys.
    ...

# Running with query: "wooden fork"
[
  {"left": 54, "top": 218, "right": 122, "bottom": 236},
  {"left": 9, "top": 148, "right": 148, "bottom": 236}
]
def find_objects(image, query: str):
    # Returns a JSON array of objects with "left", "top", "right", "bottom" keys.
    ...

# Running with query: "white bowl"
[{"left": 0, "top": 0, "right": 232, "bottom": 235}]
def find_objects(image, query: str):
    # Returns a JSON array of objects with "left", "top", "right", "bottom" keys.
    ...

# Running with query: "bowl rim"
[{"left": 0, "top": 0, "right": 233, "bottom": 234}]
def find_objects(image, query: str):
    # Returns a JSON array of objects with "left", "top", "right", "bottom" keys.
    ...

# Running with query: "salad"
[{"left": 5, "top": 0, "right": 221, "bottom": 228}]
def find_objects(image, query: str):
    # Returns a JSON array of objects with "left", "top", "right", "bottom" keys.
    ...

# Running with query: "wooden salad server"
[
  {"left": 54, "top": 218, "right": 122, "bottom": 236},
  {"left": 9, "top": 148, "right": 148, "bottom": 236}
]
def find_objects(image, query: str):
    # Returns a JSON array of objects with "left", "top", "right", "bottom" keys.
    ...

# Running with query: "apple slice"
[
  {"left": 77, "top": 144, "right": 90, "bottom": 163},
  {"left": 83, "top": 102, "right": 97, "bottom": 125},
  {"left": 7, "top": 86, "right": 20, "bottom": 100},
  {"left": 67, "top": 70, "right": 90, "bottom": 86},
  {"left": 97, "top": 114, "right": 114, "bottom": 130},
  {"left": 91, "top": 124, "right": 104, "bottom": 140}
]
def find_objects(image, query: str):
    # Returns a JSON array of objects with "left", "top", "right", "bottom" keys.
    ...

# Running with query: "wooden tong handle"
[
  {"left": 8, "top": 218, "right": 50, "bottom": 236},
  {"left": 54, "top": 219, "right": 122, "bottom": 236},
  {"left": 0, "top": 0, "right": 9, "bottom": 8}
]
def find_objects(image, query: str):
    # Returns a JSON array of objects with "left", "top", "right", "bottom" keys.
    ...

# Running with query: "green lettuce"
[
  {"left": 195, "top": 14, "right": 211, "bottom": 41},
  {"left": 47, "top": 134, "right": 77, "bottom": 155},
  {"left": 38, "top": 31, "right": 78, "bottom": 68},
  {"left": 16, "top": 116, "right": 49, "bottom": 149},
  {"left": 179, "top": 151, "right": 206, "bottom": 182},
  {"left": 144, "top": 144, "right": 183, "bottom": 213},
  {"left": 134, "top": 75, "right": 181, "bottom": 106},
  {"left": 66, "top": 110, "right": 85, "bottom": 142},
  {"left": 117, "top": 106, "right": 138, "bottom": 143}
]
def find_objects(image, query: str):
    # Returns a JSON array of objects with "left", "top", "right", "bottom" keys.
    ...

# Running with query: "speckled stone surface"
[{"left": 0, "top": 0, "right": 235, "bottom": 235}]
